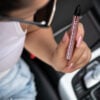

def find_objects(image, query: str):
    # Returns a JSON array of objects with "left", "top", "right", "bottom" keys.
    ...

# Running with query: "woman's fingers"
[
  {"left": 75, "top": 46, "right": 91, "bottom": 67},
  {"left": 62, "top": 42, "right": 91, "bottom": 73},
  {"left": 68, "top": 41, "right": 86, "bottom": 67}
]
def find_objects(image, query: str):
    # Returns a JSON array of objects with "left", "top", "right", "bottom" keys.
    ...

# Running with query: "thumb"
[{"left": 56, "top": 32, "right": 69, "bottom": 58}]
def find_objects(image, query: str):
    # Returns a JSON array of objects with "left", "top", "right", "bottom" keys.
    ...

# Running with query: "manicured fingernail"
[
  {"left": 68, "top": 63, "right": 74, "bottom": 68},
  {"left": 62, "top": 33, "right": 68, "bottom": 42},
  {"left": 76, "top": 36, "right": 82, "bottom": 48}
]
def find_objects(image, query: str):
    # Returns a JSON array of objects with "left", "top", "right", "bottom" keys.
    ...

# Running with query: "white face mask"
[
  {"left": 0, "top": 22, "right": 26, "bottom": 72},
  {"left": 0, "top": 22, "right": 27, "bottom": 37}
]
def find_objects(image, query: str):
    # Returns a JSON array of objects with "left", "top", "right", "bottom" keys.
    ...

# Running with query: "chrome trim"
[
  {"left": 54, "top": 24, "right": 71, "bottom": 37},
  {"left": 54, "top": 16, "right": 82, "bottom": 37}
]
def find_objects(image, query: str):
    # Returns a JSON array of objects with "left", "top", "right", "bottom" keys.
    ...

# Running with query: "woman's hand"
[{"left": 51, "top": 23, "right": 91, "bottom": 73}]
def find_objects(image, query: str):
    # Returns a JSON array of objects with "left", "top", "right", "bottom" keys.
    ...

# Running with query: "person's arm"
[
  {"left": 25, "top": 26, "right": 57, "bottom": 66},
  {"left": 25, "top": 23, "right": 91, "bottom": 73}
]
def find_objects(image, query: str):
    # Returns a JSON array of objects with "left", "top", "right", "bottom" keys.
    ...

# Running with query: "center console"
[
  {"left": 72, "top": 55, "right": 100, "bottom": 100},
  {"left": 59, "top": 48, "right": 100, "bottom": 100}
]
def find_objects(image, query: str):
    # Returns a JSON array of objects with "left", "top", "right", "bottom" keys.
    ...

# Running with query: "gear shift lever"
[{"left": 84, "top": 61, "right": 100, "bottom": 88}]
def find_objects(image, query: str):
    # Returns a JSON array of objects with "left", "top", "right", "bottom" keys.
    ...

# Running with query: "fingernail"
[
  {"left": 68, "top": 63, "right": 74, "bottom": 68},
  {"left": 76, "top": 36, "right": 82, "bottom": 48},
  {"left": 62, "top": 33, "right": 68, "bottom": 42}
]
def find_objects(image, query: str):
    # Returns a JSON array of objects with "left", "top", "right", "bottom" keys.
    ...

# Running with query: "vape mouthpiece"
[{"left": 74, "top": 5, "right": 81, "bottom": 16}]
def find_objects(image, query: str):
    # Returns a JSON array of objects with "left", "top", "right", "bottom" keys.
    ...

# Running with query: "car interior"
[{"left": 22, "top": 0, "right": 100, "bottom": 100}]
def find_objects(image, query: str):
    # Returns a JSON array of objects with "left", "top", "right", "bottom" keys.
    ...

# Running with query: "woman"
[{"left": 0, "top": 0, "right": 91, "bottom": 99}]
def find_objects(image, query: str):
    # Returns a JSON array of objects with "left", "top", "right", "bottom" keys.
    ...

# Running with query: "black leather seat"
[{"left": 22, "top": 50, "right": 60, "bottom": 100}]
